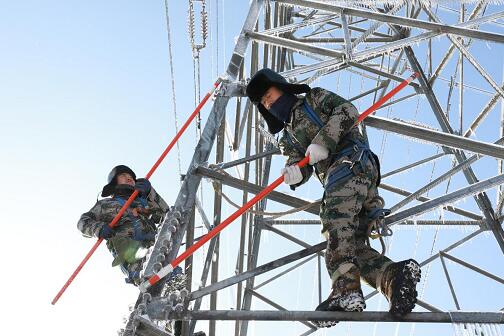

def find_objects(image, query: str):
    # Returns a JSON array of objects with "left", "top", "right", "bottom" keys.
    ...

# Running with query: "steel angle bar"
[
  {"left": 253, "top": 254, "right": 317, "bottom": 290},
  {"left": 261, "top": 14, "right": 336, "bottom": 35},
  {"left": 365, "top": 229, "right": 483, "bottom": 301},
  {"left": 405, "top": 47, "right": 504, "bottom": 253},
  {"left": 264, "top": 219, "right": 484, "bottom": 226},
  {"left": 348, "top": 61, "right": 421, "bottom": 91},
  {"left": 422, "top": 6, "right": 504, "bottom": 100},
  {"left": 214, "top": 148, "right": 280, "bottom": 170},
  {"left": 464, "top": 83, "right": 504, "bottom": 137},
  {"left": 263, "top": 223, "right": 325, "bottom": 257},
  {"left": 365, "top": 115, "right": 504, "bottom": 160},
  {"left": 440, "top": 251, "right": 504, "bottom": 285},
  {"left": 189, "top": 238, "right": 218, "bottom": 334},
  {"left": 439, "top": 253, "right": 462, "bottom": 310},
  {"left": 416, "top": 299, "right": 444, "bottom": 313},
  {"left": 349, "top": 11, "right": 504, "bottom": 64},
  {"left": 398, "top": 220, "right": 484, "bottom": 226},
  {"left": 427, "top": 0, "right": 487, "bottom": 83},
  {"left": 293, "top": 36, "right": 398, "bottom": 43},
  {"left": 275, "top": 0, "right": 504, "bottom": 44},
  {"left": 247, "top": 289, "right": 318, "bottom": 330},
  {"left": 189, "top": 241, "right": 326, "bottom": 301},
  {"left": 385, "top": 173, "right": 504, "bottom": 226},
  {"left": 293, "top": 12, "right": 393, "bottom": 38},
  {"left": 382, "top": 153, "right": 449, "bottom": 179},
  {"left": 246, "top": 31, "right": 346, "bottom": 59},
  {"left": 194, "top": 166, "right": 320, "bottom": 215},
  {"left": 340, "top": 12, "right": 352, "bottom": 58},
  {"left": 195, "top": 197, "right": 212, "bottom": 231},
  {"left": 380, "top": 183, "right": 483, "bottom": 220},
  {"left": 165, "top": 310, "right": 504, "bottom": 324},
  {"left": 134, "top": 316, "right": 171, "bottom": 336},
  {"left": 390, "top": 137, "right": 504, "bottom": 213},
  {"left": 349, "top": 82, "right": 387, "bottom": 102}
]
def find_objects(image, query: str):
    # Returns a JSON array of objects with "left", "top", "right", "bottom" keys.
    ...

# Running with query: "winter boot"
[
  {"left": 380, "top": 259, "right": 421, "bottom": 316},
  {"left": 313, "top": 264, "right": 366, "bottom": 328},
  {"left": 314, "top": 289, "right": 366, "bottom": 328}
]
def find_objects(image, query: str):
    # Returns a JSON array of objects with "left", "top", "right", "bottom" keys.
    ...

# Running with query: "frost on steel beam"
[
  {"left": 349, "top": 10, "right": 504, "bottom": 63},
  {"left": 405, "top": 47, "right": 504, "bottom": 253},
  {"left": 380, "top": 183, "right": 483, "bottom": 220},
  {"left": 275, "top": 0, "right": 504, "bottom": 44},
  {"left": 194, "top": 166, "right": 320, "bottom": 214},
  {"left": 246, "top": 31, "right": 346, "bottom": 59},
  {"left": 390, "top": 137, "right": 504, "bottom": 213},
  {"left": 422, "top": 6, "right": 504, "bottom": 100},
  {"left": 162, "top": 310, "right": 504, "bottom": 324},
  {"left": 385, "top": 173, "right": 504, "bottom": 226},
  {"left": 365, "top": 115, "right": 504, "bottom": 160},
  {"left": 429, "top": 0, "right": 489, "bottom": 85}
]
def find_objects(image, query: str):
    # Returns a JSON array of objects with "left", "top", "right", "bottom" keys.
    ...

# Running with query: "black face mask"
[
  {"left": 114, "top": 184, "right": 135, "bottom": 199},
  {"left": 269, "top": 93, "right": 298, "bottom": 123}
]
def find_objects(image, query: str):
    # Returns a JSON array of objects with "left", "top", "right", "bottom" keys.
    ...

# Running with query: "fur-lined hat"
[{"left": 246, "top": 68, "right": 310, "bottom": 134}]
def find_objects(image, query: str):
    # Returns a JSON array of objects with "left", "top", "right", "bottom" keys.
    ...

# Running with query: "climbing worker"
[
  {"left": 246, "top": 69, "right": 421, "bottom": 327},
  {"left": 77, "top": 165, "right": 171, "bottom": 285}
]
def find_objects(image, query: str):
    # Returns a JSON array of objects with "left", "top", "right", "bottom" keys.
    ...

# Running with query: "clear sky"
[{"left": 1, "top": 1, "right": 503, "bottom": 336}]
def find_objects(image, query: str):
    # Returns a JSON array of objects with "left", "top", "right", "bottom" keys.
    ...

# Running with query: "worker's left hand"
[
  {"left": 135, "top": 178, "right": 151, "bottom": 197},
  {"left": 281, "top": 165, "right": 303, "bottom": 185},
  {"left": 305, "top": 143, "right": 329, "bottom": 165}
]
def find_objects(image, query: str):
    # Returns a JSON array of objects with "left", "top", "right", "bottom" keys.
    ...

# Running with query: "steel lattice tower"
[{"left": 126, "top": 1, "right": 504, "bottom": 335}]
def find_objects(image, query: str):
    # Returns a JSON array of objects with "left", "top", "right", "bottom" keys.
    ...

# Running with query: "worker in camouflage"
[
  {"left": 78, "top": 165, "right": 170, "bottom": 285},
  {"left": 246, "top": 69, "right": 421, "bottom": 327}
]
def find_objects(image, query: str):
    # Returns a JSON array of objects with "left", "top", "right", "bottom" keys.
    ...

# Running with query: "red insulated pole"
[
  {"left": 139, "top": 72, "right": 419, "bottom": 292},
  {"left": 356, "top": 72, "right": 419, "bottom": 125},
  {"left": 51, "top": 78, "right": 223, "bottom": 305}
]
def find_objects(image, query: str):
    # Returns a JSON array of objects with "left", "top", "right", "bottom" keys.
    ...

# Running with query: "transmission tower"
[{"left": 126, "top": 1, "right": 504, "bottom": 335}]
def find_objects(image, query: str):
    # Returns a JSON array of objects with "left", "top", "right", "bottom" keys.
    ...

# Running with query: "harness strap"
[{"left": 302, "top": 100, "right": 324, "bottom": 129}]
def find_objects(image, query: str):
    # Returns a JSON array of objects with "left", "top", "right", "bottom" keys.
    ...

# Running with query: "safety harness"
[
  {"left": 300, "top": 99, "right": 393, "bottom": 248},
  {"left": 111, "top": 196, "right": 157, "bottom": 284}
]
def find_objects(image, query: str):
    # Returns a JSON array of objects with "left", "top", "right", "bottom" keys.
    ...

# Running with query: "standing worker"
[{"left": 246, "top": 69, "right": 421, "bottom": 327}]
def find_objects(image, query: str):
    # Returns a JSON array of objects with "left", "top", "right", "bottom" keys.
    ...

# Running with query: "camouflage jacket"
[
  {"left": 279, "top": 87, "right": 369, "bottom": 187},
  {"left": 77, "top": 187, "right": 169, "bottom": 240}
]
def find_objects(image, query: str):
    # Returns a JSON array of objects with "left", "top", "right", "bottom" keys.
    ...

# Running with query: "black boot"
[{"left": 381, "top": 259, "right": 421, "bottom": 316}]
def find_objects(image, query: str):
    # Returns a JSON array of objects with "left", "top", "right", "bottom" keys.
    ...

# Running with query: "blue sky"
[{"left": 1, "top": 1, "right": 503, "bottom": 335}]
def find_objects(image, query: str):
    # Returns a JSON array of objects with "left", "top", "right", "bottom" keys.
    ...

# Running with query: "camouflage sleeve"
[
  {"left": 310, "top": 88, "right": 359, "bottom": 153},
  {"left": 147, "top": 187, "right": 170, "bottom": 224},
  {"left": 77, "top": 201, "right": 106, "bottom": 238},
  {"left": 279, "top": 131, "right": 313, "bottom": 189}
]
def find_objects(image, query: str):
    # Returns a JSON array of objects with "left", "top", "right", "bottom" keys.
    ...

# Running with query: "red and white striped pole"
[
  {"left": 51, "top": 77, "right": 223, "bottom": 305},
  {"left": 139, "top": 72, "right": 419, "bottom": 292}
]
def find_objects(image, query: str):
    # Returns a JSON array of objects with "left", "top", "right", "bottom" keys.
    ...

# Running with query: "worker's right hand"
[
  {"left": 281, "top": 165, "right": 303, "bottom": 185},
  {"left": 98, "top": 224, "right": 116, "bottom": 239}
]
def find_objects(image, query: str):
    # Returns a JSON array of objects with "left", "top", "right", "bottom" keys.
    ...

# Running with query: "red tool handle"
[
  {"left": 356, "top": 72, "right": 419, "bottom": 125},
  {"left": 51, "top": 78, "right": 222, "bottom": 305}
]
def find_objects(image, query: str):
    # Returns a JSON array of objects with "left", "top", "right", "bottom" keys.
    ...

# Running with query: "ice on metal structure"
[{"left": 123, "top": 0, "right": 504, "bottom": 335}]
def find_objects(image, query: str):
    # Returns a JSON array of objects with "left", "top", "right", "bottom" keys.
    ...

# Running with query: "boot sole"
[{"left": 390, "top": 259, "right": 421, "bottom": 316}]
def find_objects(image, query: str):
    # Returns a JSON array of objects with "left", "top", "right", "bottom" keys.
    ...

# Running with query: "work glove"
[
  {"left": 305, "top": 143, "right": 329, "bottom": 165},
  {"left": 135, "top": 178, "right": 151, "bottom": 197},
  {"left": 281, "top": 165, "right": 303, "bottom": 185},
  {"left": 98, "top": 224, "right": 116, "bottom": 239}
]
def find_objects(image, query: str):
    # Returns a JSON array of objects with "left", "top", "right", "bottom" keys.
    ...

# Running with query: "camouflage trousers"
[{"left": 320, "top": 160, "right": 392, "bottom": 294}]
